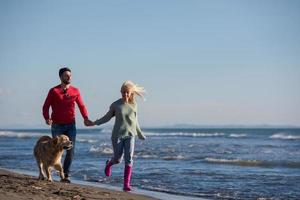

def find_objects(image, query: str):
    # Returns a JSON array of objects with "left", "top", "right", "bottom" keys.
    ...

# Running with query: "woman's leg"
[
  {"left": 124, "top": 136, "right": 135, "bottom": 166},
  {"left": 105, "top": 137, "right": 124, "bottom": 177},
  {"left": 123, "top": 136, "right": 135, "bottom": 191},
  {"left": 111, "top": 137, "right": 125, "bottom": 164}
]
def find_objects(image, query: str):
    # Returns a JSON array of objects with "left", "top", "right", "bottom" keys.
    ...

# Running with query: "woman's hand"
[{"left": 138, "top": 133, "right": 146, "bottom": 140}]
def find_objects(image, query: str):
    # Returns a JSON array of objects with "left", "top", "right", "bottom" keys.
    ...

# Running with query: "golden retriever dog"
[{"left": 34, "top": 135, "right": 73, "bottom": 182}]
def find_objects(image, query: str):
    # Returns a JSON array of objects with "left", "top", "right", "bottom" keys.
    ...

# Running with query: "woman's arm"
[
  {"left": 94, "top": 105, "right": 115, "bottom": 125},
  {"left": 136, "top": 113, "right": 146, "bottom": 140}
]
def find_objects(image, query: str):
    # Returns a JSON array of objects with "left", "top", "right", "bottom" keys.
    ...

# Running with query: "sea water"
[{"left": 0, "top": 128, "right": 299, "bottom": 199}]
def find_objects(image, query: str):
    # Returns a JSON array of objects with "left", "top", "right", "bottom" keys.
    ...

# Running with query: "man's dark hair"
[{"left": 59, "top": 67, "right": 71, "bottom": 77}]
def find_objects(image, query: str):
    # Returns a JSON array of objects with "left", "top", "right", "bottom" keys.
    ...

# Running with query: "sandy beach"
[{"left": 0, "top": 168, "right": 156, "bottom": 200}]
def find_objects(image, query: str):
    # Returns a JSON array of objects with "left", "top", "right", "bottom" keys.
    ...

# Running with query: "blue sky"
[{"left": 0, "top": 0, "right": 300, "bottom": 128}]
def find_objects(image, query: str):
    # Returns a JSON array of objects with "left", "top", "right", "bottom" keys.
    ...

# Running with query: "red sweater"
[{"left": 43, "top": 85, "right": 88, "bottom": 124}]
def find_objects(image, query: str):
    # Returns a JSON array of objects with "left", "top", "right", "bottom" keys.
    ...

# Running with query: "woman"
[{"left": 92, "top": 80, "right": 146, "bottom": 191}]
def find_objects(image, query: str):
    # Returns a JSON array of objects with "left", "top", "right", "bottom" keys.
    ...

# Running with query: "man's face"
[{"left": 60, "top": 71, "right": 72, "bottom": 84}]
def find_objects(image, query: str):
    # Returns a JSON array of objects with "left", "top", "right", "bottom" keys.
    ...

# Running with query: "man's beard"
[{"left": 62, "top": 80, "right": 71, "bottom": 84}]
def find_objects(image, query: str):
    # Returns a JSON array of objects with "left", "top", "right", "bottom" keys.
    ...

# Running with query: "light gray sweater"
[{"left": 95, "top": 98, "right": 146, "bottom": 140}]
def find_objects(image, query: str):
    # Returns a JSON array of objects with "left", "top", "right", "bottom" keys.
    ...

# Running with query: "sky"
[{"left": 0, "top": 0, "right": 300, "bottom": 128}]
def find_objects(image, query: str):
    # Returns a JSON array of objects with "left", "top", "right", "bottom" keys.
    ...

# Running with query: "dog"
[{"left": 33, "top": 135, "right": 73, "bottom": 182}]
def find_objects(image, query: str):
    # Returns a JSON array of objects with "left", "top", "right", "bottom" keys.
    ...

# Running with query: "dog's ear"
[{"left": 52, "top": 136, "right": 59, "bottom": 146}]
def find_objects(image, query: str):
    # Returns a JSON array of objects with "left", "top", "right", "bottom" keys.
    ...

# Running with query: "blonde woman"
[{"left": 92, "top": 80, "right": 146, "bottom": 191}]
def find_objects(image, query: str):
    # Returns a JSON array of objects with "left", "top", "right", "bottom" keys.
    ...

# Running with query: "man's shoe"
[{"left": 61, "top": 176, "right": 71, "bottom": 183}]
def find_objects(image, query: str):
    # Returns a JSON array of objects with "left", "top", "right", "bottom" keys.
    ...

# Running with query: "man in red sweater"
[{"left": 43, "top": 67, "right": 92, "bottom": 183}]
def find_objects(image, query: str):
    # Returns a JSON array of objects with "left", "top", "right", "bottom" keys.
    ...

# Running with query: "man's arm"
[
  {"left": 75, "top": 90, "right": 93, "bottom": 126},
  {"left": 42, "top": 89, "right": 53, "bottom": 125}
]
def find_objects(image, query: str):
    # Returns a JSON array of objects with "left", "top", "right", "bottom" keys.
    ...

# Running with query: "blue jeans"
[
  {"left": 111, "top": 136, "right": 135, "bottom": 165},
  {"left": 51, "top": 123, "right": 76, "bottom": 177}
]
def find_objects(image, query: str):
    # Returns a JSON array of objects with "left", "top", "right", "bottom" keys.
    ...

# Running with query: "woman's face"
[{"left": 121, "top": 87, "right": 133, "bottom": 103}]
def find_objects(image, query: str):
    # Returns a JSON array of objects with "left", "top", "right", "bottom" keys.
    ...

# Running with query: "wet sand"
[{"left": 0, "top": 168, "right": 156, "bottom": 200}]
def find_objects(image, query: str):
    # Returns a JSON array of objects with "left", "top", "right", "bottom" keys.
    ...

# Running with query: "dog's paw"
[{"left": 38, "top": 176, "right": 45, "bottom": 180}]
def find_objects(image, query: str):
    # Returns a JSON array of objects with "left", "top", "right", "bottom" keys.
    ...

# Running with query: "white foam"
[
  {"left": 89, "top": 145, "right": 113, "bottom": 154},
  {"left": 77, "top": 138, "right": 98, "bottom": 143},
  {"left": 162, "top": 155, "right": 185, "bottom": 160},
  {"left": 0, "top": 131, "right": 46, "bottom": 138},
  {"left": 229, "top": 133, "right": 247, "bottom": 138},
  {"left": 138, "top": 155, "right": 159, "bottom": 159},
  {"left": 204, "top": 157, "right": 261, "bottom": 165},
  {"left": 270, "top": 133, "right": 300, "bottom": 140},
  {"left": 205, "top": 157, "right": 235, "bottom": 163},
  {"left": 144, "top": 132, "right": 225, "bottom": 137}
]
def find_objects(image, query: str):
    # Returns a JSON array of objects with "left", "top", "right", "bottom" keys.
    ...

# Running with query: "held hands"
[{"left": 84, "top": 118, "right": 94, "bottom": 126}]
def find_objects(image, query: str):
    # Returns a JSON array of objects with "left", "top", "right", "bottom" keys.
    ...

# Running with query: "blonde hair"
[{"left": 121, "top": 80, "right": 146, "bottom": 104}]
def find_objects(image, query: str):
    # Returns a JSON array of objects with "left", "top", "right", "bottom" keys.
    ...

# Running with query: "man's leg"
[
  {"left": 63, "top": 124, "right": 76, "bottom": 179},
  {"left": 51, "top": 124, "right": 64, "bottom": 138}
]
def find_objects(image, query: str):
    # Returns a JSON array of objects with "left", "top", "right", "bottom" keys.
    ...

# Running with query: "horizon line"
[{"left": 1, "top": 124, "right": 300, "bottom": 130}]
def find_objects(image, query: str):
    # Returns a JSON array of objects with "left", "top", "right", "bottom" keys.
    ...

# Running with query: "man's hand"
[
  {"left": 45, "top": 119, "right": 53, "bottom": 126},
  {"left": 84, "top": 118, "right": 94, "bottom": 126}
]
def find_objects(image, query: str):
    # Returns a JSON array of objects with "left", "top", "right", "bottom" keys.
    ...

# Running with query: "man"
[{"left": 43, "top": 67, "right": 93, "bottom": 183}]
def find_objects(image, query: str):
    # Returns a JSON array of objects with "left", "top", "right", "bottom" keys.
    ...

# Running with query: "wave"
[
  {"left": 204, "top": 157, "right": 261, "bottom": 165},
  {"left": 145, "top": 132, "right": 250, "bottom": 138},
  {"left": 204, "top": 157, "right": 300, "bottom": 168},
  {"left": 0, "top": 131, "right": 101, "bottom": 142},
  {"left": 100, "top": 128, "right": 112, "bottom": 133},
  {"left": 137, "top": 154, "right": 159, "bottom": 159},
  {"left": 229, "top": 133, "right": 247, "bottom": 138},
  {"left": 162, "top": 155, "right": 186, "bottom": 160},
  {"left": 270, "top": 133, "right": 300, "bottom": 140},
  {"left": 77, "top": 138, "right": 98, "bottom": 143},
  {"left": 89, "top": 145, "right": 113, "bottom": 154},
  {"left": 142, "top": 185, "right": 210, "bottom": 199},
  {"left": 0, "top": 131, "right": 46, "bottom": 139},
  {"left": 145, "top": 132, "right": 225, "bottom": 137}
]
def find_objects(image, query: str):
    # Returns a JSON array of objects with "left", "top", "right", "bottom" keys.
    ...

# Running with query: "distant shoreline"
[{"left": 1, "top": 126, "right": 300, "bottom": 131}]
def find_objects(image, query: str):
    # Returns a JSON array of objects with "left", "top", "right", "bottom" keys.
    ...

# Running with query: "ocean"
[{"left": 0, "top": 128, "right": 299, "bottom": 199}]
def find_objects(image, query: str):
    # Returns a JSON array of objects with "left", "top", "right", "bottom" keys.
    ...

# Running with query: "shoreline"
[
  {"left": 0, "top": 168, "right": 204, "bottom": 200},
  {"left": 0, "top": 168, "right": 156, "bottom": 200}
]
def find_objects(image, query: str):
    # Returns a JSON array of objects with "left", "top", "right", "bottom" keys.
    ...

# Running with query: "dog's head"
[{"left": 53, "top": 135, "right": 73, "bottom": 150}]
